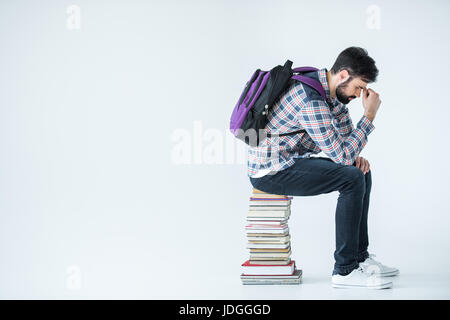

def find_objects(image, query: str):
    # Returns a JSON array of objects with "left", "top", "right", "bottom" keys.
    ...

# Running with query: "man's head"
[{"left": 329, "top": 47, "right": 378, "bottom": 105}]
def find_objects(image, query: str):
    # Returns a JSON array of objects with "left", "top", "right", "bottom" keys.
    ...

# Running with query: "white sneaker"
[
  {"left": 359, "top": 254, "right": 399, "bottom": 277},
  {"left": 332, "top": 266, "right": 393, "bottom": 289}
]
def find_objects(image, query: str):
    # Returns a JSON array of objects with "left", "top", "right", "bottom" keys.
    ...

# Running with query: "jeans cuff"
[
  {"left": 332, "top": 261, "right": 359, "bottom": 276},
  {"left": 357, "top": 251, "right": 369, "bottom": 263}
]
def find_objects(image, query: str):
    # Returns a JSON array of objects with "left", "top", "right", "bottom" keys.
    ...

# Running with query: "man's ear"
[{"left": 339, "top": 69, "right": 350, "bottom": 82}]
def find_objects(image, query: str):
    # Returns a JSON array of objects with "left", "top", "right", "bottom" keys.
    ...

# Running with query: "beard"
[{"left": 335, "top": 79, "right": 357, "bottom": 105}]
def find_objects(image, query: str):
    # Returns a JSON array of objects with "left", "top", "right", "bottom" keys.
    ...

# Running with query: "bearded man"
[{"left": 248, "top": 47, "right": 399, "bottom": 289}]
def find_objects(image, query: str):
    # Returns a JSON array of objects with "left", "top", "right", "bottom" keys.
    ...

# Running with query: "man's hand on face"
[
  {"left": 355, "top": 156, "right": 370, "bottom": 175},
  {"left": 362, "top": 88, "right": 381, "bottom": 122}
]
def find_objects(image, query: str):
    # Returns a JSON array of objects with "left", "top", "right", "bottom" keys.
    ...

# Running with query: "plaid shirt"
[{"left": 247, "top": 68, "right": 375, "bottom": 178}]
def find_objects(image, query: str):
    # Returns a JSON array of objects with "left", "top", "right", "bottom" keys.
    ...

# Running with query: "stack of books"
[{"left": 240, "top": 188, "right": 302, "bottom": 285}]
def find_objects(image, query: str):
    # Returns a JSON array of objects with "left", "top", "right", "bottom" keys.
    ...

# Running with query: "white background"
[{"left": 1, "top": 0, "right": 449, "bottom": 299}]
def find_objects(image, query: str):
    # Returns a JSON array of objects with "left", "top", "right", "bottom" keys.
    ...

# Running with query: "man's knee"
[{"left": 342, "top": 165, "right": 366, "bottom": 188}]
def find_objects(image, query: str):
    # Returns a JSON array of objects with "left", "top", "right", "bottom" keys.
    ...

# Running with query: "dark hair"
[{"left": 330, "top": 47, "right": 378, "bottom": 83}]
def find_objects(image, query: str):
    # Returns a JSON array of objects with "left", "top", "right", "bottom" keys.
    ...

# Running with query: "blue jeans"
[{"left": 249, "top": 156, "right": 371, "bottom": 276}]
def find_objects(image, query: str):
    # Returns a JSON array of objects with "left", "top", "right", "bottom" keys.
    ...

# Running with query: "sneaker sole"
[{"left": 332, "top": 282, "right": 393, "bottom": 289}]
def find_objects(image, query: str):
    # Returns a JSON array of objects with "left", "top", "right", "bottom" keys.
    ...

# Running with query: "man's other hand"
[{"left": 355, "top": 156, "right": 370, "bottom": 175}]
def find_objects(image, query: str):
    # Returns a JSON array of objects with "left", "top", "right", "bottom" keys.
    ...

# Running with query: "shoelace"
[
  {"left": 355, "top": 266, "right": 378, "bottom": 278},
  {"left": 356, "top": 266, "right": 364, "bottom": 272}
]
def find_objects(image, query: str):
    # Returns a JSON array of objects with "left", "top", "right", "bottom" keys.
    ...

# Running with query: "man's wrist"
[{"left": 364, "top": 113, "right": 375, "bottom": 122}]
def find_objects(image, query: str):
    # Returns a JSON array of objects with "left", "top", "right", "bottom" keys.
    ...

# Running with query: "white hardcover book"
[
  {"left": 247, "top": 235, "right": 291, "bottom": 242},
  {"left": 246, "top": 232, "right": 289, "bottom": 237},
  {"left": 250, "top": 251, "right": 292, "bottom": 258},
  {"left": 246, "top": 227, "right": 289, "bottom": 234},
  {"left": 241, "top": 269, "right": 302, "bottom": 279},
  {"left": 247, "top": 210, "right": 290, "bottom": 217},
  {"left": 248, "top": 258, "right": 291, "bottom": 265},
  {"left": 241, "top": 260, "right": 296, "bottom": 275},
  {"left": 246, "top": 242, "right": 290, "bottom": 249},
  {"left": 248, "top": 240, "right": 290, "bottom": 245},
  {"left": 248, "top": 207, "right": 290, "bottom": 211},
  {"left": 249, "top": 206, "right": 290, "bottom": 211}
]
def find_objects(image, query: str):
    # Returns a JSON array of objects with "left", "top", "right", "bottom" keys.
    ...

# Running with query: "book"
[
  {"left": 248, "top": 241, "right": 290, "bottom": 245},
  {"left": 246, "top": 228, "right": 289, "bottom": 234},
  {"left": 250, "top": 250, "right": 291, "bottom": 259},
  {"left": 250, "top": 198, "right": 291, "bottom": 202},
  {"left": 250, "top": 248, "right": 291, "bottom": 254},
  {"left": 249, "top": 200, "right": 291, "bottom": 206},
  {"left": 247, "top": 234, "right": 291, "bottom": 242},
  {"left": 246, "top": 217, "right": 288, "bottom": 222},
  {"left": 247, "top": 210, "right": 290, "bottom": 217},
  {"left": 248, "top": 207, "right": 290, "bottom": 211},
  {"left": 241, "top": 280, "right": 301, "bottom": 285},
  {"left": 245, "top": 224, "right": 287, "bottom": 229},
  {"left": 250, "top": 197, "right": 293, "bottom": 201},
  {"left": 249, "top": 209, "right": 290, "bottom": 213},
  {"left": 251, "top": 194, "right": 290, "bottom": 199},
  {"left": 247, "top": 242, "right": 290, "bottom": 249},
  {"left": 248, "top": 242, "right": 290, "bottom": 246},
  {"left": 246, "top": 225, "right": 288, "bottom": 229},
  {"left": 246, "top": 232, "right": 289, "bottom": 237},
  {"left": 248, "top": 258, "right": 291, "bottom": 265},
  {"left": 249, "top": 250, "right": 291, "bottom": 260},
  {"left": 250, "top": 255, "right": 291, "bottom": 260},
  {"left": 241, "top": 269, "right": 302, "bottom": 279},
  {"left": 241, "top": 270, "right": 302, "bottom": 285},
  {"left": 241, "top": 260, "right": 296, "bottom": 275},
  {"left": 249, "top": 206, "right": 291, "bottom": 211},
  {"left": 248, "top": 239, "right": 290, "bottom": 243}
]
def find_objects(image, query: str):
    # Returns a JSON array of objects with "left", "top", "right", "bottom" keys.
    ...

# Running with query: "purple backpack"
[{"left": 229, "top": 60, "right": 326, "bottom": 147}]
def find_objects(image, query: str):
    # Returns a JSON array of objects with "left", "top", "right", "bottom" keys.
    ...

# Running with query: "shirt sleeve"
[
  {"left": 298, "top": 99, "right": 375, "bottom": 166},
  {"left": 330, "top": 101, "right": 354, "bottom": 138}
]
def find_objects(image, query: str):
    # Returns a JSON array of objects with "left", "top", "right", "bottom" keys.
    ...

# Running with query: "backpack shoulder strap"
[{"left": 291, "top": 67, "right": 327, "bottom": 100}]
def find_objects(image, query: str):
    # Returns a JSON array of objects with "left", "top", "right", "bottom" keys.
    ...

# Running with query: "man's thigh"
[{"left": 252, "top": 157, "right": 362, "bottom": 197}]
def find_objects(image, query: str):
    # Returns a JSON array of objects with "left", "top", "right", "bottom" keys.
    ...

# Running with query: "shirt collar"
[{"left": 317, "top": 68, "right": 336, "bottom": 105}]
